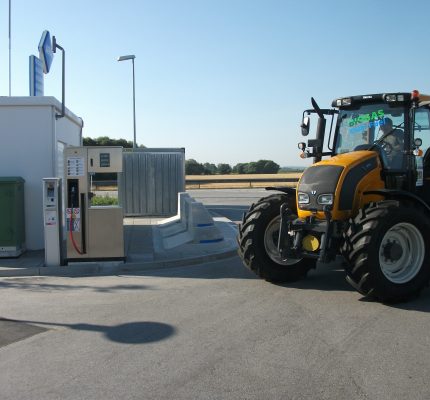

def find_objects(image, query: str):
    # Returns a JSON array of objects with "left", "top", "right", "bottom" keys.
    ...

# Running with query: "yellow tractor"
[{"left": 238, "top": 90, "right": 430, "bottom": 302}]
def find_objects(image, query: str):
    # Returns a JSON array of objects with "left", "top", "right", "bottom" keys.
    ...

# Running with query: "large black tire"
[
  {"left": 341, "top": 201, "right": 430, "bottom": 303},
  {"left": 237, "top": 193, "right": 316, "bottom": 282}
]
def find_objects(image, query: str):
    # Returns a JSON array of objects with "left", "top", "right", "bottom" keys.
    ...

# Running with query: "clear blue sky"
[{"left": 2, "top": 0, "right": 430, "bottom": 167}]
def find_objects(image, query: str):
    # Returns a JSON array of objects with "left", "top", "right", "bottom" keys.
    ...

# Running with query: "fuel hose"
[{"left": 69, "top": 207, "right": 83, "bottom": 255}]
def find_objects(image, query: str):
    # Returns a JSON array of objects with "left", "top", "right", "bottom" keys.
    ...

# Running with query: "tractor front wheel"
[{"left": 237, "top": 193, "right": 316, "bottom": 282}]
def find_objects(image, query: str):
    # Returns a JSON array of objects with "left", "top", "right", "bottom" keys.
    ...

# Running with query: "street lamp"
[{"left": 117, "top": 54, "right": 137, "bottom": 150}]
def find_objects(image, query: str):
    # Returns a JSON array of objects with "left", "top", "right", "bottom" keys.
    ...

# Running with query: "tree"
[
  {"left": 185, "top": 159, "right": 205, "bottom": 175},
  {"left": 217, "top": 163, "right": 232, "bottom": 174},
  {"left": 203, "top": 163, "right": 218, "bottom": 175},
  {"left": 245, "top": 162, "right": 258, "bottom": 174},
  {"left": 242, "top": 160, "right": 280, "bottom": 174},
  {"left": 83, "top": 136, "right": 137, "bottom": 148},
  {"left": 232, "top": 163, "right": 248, "bottom": 174},
  {"left": 83, "top": 137, "right": 97, "bottom": 146},
  {"left": 256, "top": 159, "right": 280, "bottom": 174}
]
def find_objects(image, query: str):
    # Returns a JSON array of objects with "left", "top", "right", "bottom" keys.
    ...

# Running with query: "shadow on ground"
[
  {"left": 0, "top": 280, "right": 152, "bottom": 292},
  {"left": 2, "top": 254, "right": 429, "bottom": 312},
  {"left": 0, "top": 318, "right": 176, "bottom": 345},
  {"left": 0, "top": 318, "right": 48, "bottom": 348}
]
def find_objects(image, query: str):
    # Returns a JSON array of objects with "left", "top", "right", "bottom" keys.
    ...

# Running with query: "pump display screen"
[{"left": 100, "top": 153, "right": 111, "bottom": 167}]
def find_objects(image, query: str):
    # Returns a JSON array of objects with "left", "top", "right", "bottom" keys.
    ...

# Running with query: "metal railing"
[
  {"left": 92, "top": 177, "right": 301, "bottom": 190},
  {"left": 185, "top": 177, "right": 299, "bottom": 189}
]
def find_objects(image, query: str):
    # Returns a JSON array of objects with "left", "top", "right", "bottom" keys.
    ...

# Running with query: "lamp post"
[
  {"left": 117, "top": 55, "right": 137, "bottom": 150},
  {"left": 8, "top": 0, "right": 11, "bottom": 96}
]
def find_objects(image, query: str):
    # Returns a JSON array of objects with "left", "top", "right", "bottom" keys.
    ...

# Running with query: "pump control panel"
[
  {"left": 44, "top": 182, "right": 57, "bottom": 206},
  {"left": 43, "top": 178, "right": 64, "bottom": 266},
  {"left": 88, "top": 147, "right": 122, "bottom": 173}
]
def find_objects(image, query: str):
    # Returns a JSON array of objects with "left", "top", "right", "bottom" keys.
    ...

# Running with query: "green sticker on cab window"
[{"left": 348, "top": 110, "right": 385, "bottom": 127}]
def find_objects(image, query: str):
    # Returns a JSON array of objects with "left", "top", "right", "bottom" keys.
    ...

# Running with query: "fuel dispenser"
[{"left": 65, "top": 146, "right": 124, "bottom": 262}]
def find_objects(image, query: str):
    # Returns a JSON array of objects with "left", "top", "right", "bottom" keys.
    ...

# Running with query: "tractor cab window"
[
  {"left": 414, "top": 108, "right": 430, "bottom": 193},
  {"left": 335, "top": 104, "right": 405, "bottom": 170},
  {"left": 414, "top": 107, "right": 430, "bottom": 158}
]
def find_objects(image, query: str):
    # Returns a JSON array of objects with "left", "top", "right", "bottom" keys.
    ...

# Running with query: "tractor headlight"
[
  {"left": 298, "top": 192, "right": 310, "bottom": 204},
  {"left": 317, "top": 193, "right": 334, "bottom": 205}
]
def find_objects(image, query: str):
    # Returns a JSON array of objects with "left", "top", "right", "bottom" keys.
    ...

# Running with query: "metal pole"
[
  {"left": 132, "top": 58, "right": 136, "bottom": 150},
  {"left": 53, "top": 36, "right": 65, "bottom": 119},
  {"left": 62, "top": 45, "right": 65, "bottom": 117},
  {"left": 8, "top": 0, "right": 11, "bottom": 96}
]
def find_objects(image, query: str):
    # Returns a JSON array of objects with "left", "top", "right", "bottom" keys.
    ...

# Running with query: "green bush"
[{"left": 91, "top": 195, "right": 118, "bottom": 206}]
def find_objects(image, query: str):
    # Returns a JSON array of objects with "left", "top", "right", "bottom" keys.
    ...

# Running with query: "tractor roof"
[{"left": 332, "top": 91, "right": 430, "bottom": 108}]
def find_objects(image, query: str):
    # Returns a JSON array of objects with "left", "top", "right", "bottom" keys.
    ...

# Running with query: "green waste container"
[{"left": 0, "top": 177, "right": 25, "bottom": 257}]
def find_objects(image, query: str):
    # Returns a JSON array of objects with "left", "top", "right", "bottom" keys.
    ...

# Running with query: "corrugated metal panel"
[{"left": 119, "top": 148, "right": 185, "bottom": 216}]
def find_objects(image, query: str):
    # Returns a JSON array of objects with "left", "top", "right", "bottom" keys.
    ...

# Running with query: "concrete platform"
[{"left": 0, "top": 217, "right": 238, "bottom": 278}]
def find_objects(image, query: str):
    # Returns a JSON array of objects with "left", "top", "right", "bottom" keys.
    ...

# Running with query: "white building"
[{"left": 0, "top": 96, "right": 82, "bottom": 250}]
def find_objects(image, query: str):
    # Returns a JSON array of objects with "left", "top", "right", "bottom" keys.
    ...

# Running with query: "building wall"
[{"left": 0, "top": 97, "right": 82, "bottom": 250}]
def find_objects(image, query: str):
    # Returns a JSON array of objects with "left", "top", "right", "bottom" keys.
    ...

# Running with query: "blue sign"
[
  {"left": 29, "top": 55, "right": 44, "bottom": 96},
  {"left": 38, "top": 30, "right": 54, "bottom": 74}
]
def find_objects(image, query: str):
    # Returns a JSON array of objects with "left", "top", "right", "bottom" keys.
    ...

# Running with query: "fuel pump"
[{"left": 65, "top": 146, "right": 124, "bottom": 262}]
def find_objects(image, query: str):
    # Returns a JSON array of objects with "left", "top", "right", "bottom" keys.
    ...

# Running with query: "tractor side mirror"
[{"left": 301, "top": 116, "right": 310, "bottom": 136}]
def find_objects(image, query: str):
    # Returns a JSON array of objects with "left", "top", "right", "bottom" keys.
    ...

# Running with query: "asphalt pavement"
[
  {"left": 1, "top": 189, "right": 430, "bottom": 399},
  {"left": 1, "top": 257, "right": 430, "bottom": 399}
]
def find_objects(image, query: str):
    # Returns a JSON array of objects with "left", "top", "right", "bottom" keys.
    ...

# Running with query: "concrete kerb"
[
  {"left": 0, "top": 218, "right": 239, "bottom": 278},
  {"left": 0, "top": 249, "right": 239, "bottom": 278}
]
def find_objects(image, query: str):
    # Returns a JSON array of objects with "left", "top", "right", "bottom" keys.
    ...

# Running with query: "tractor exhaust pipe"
[{"left": 311, "top": 97, "right": 326, "bottom": 163}]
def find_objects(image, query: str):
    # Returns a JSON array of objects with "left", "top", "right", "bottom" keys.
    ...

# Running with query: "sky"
[{"left": 2, "top": 0, "right": 430, "bottom": 167}]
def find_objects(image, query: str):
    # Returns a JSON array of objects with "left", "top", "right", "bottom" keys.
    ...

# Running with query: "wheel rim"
[
  {"left": 264, "top": 216, "right": 301, "bottom": 266},
  {"left": 379, "top": 222, "right": 425, "bottom": 284}
]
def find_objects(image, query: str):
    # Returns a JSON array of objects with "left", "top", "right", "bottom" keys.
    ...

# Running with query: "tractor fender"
[
  {"left": 265, "top": 186, "right": 296, "bottom": 196},
  {"left": 363, "top": 189, "right": 430, "bottom": 213}
]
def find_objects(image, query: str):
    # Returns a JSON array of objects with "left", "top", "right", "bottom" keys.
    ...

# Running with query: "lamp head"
[{"left": 117, "top": 55, "right": 136, "bottom": 61}]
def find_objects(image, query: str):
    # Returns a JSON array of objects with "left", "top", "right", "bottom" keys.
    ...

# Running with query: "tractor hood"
[{"left": 297, "top": 151, "right": 385, "bottom": 220}]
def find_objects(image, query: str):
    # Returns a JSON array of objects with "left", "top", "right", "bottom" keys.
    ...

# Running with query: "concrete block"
[
  {"left": 155, "top": 192, "right": 225, "bottom": 250},
  {"left": 191, "top": 225, "right": 224, "bottom": 244},
  {"left": 162, "top": 230, "right": 193, "bottom": 250},
  {"left": 158, "top": 219, "right": 187, "bottom": 238}
]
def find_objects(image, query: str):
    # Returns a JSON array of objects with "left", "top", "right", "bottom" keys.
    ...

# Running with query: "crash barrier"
[
  {"left": 157, "top": 193, "right": 223, "bottom": 250},
  {"left": 185, "top": 176, "right": 299, "bottom": 189}
]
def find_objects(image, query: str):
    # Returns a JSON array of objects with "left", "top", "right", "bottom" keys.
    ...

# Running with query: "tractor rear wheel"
[
  {"left": 342, "top": 201, "right": 430, "bottom": 303},
  {"left": 237, "top": 193, "right": 316, "bottom": 282}
]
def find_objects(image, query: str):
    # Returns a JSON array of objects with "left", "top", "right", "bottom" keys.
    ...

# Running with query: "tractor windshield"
[{"left": 334, "top": 103, "right": 406, "bottom": 169}]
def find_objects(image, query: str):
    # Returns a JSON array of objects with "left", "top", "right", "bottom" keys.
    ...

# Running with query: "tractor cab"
[{"left": 299, "top": 90, "right": 430, "bottom": 201}]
